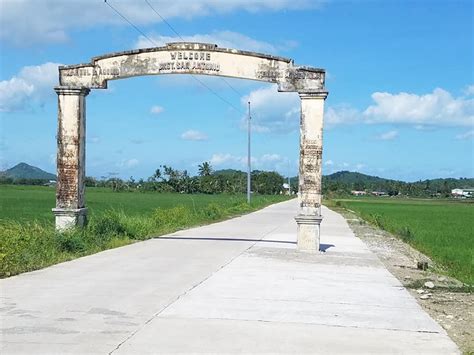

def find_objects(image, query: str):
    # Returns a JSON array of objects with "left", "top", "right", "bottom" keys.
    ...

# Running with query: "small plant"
[
  {"left": 398, "top": 225, "right": 414, "bottom": 242},
  {"left": 370, "top": 213, "right": 385, "bottom": 229}
]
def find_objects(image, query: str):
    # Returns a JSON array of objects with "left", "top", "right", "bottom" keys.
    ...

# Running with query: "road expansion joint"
[{"left": 156, "top": 314, "right": 443, "bottom": 335}]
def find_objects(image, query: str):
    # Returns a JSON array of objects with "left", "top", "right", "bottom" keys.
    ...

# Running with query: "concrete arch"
[
  {"left": 54, "top": 42, "right": 328, "bottom": 252},
  {"left": 59, "top": 42, "right": 325, "bottom": 93}
]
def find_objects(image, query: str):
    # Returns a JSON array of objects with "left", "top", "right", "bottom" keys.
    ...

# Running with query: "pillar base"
[
  {"left": 295, "top": 214, "right": 323, "bottom": 252},
  {"left": 52, "top": 208, "right": 88, "bottom": 231}
]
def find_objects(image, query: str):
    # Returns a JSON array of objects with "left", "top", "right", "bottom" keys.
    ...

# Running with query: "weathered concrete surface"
[
  {"left": 59, "top": 42, "right": 325, "bottom": 92},
  {"left": 1, "top": 200, "right": 458, "bottom": 354}
]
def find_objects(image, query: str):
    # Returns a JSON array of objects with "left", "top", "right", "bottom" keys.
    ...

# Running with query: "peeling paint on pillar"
[
  {"left": 296, "top": 92, "right": 328, "bottom": 252},
  {"left": 54, "top": 42, "right": 328, "bottom": 250}
]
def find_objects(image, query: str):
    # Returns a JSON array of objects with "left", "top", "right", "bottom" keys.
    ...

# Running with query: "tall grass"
[{"left": 0, "top": 192, "right": 289, "bottom": 278}]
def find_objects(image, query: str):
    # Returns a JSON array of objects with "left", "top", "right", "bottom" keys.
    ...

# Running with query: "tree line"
[
  {"left": 83, "top": 163, "right": 286, "bottom": 195},
  {"left": 2, "top": 164, "right": 473, "bottom": 198}
]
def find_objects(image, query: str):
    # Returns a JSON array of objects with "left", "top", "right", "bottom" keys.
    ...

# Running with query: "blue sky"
[{"left": 0, "top": 0, "right": 473, "bottom": 181}]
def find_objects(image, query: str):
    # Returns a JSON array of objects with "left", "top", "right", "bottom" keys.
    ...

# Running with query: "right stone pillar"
[{"left": 295, "top": 91, "right": 328, "bottom": 252}]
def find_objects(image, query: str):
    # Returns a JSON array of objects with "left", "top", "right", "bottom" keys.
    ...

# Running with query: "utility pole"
[
  {"left": 247, "top": 101, "right": 251, "bottom": 204},
  {"left": 288, "top": 159, "right": 291, "bottom": 195}
]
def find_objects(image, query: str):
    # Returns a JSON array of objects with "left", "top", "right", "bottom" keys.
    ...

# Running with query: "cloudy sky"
[{"left": 0, "top": 0, "right": 473, "bottom": 181}]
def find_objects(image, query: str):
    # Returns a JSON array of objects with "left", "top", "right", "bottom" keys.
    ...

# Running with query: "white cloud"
[
  {"left": 209, "top": 152, "right": 285, "bottom": 171},
  {"left": 324, "top": 160, "right": 334, "bottom": 166},
  {"left": 464, "top": 85, "right": 474, "bottom": 96},
  {"left": 118, "top": 158, "right": 139, "bottom": 169},
  {"left": 135, "top": 31, "right": 277, "bottom": 53},
  {"left": 260, "top": 153, "right": 282, "bottom": 163},
  {"left": 210, "top": 153, "right": 240, "bottom": 166},
  {"left": 376, "top": 130, "right": 399, "bottom": 141},
  {"left": 364, "top": 88, "right": 474, "bottom": 126},
  {"left": 455, "top": 130, "right": 474, "bottom": 140},
  {"left": 0, "top": 62, "right": 61, "bottom": 112},
  {"left": 181, "top": 130, "right": 208, "bottom": 141},
  {"left": 414, "top": 124, "right": 436, "bottom": 131},
  {"left": 1, "top": 0, "right": 321, "bottom": 45},
  {"left": 325, "top": 105, "right": 360, "bottom": 126},
  {"left": 241, "top": 85, "right": 300, "bottom": 133},
  {"left": 150, "top": 105, "right": 164, "bottom": 115},
  {"left": 87, "top": 136, "right": 101, "bottom": 144}
]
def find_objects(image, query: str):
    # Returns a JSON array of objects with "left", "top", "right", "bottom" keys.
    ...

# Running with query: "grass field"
[
  {"left": 0, "top": 185, "right": 290, "bottom": 277},
  {"left": 0, "top": 185, "right": 273, "bottom": 223},
  {"left": 328, "top": 197, "right": 473, "bottom": 285}
]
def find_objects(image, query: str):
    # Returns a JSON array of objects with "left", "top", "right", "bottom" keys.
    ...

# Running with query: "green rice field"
[
  {"left": 330, "top": 197, "right": 474, "bottom": 285},
  {"left": 0, "top": 185, "right": 290, "bottom": 277},
  {"left": 0, "top": 185, "right": 278, "bottom": 224}
]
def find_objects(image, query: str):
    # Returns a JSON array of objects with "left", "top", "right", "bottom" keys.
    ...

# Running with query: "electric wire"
[
  {"left": 104, "top": 0, "right": 244, "bottom": 114},
  {"left": 143, "top": 0, "right": 243, "bottom": 98},
  {"left": 104, "top": 0, "right": 155, "bottom": 47}
]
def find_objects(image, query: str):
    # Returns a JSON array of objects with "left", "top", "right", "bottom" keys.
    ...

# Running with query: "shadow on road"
[{"left": 156, "top": 236, "right": 297, "bottom": 245}]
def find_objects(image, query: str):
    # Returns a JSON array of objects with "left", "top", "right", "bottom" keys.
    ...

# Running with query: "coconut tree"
[{"left": 198, "top": 161, "right": 212, "bottom": 176}]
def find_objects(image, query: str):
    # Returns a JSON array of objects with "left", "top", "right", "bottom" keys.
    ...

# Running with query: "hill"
[
  {"left": 324, "top": 171, "right": 395, "bottom": 186},
  {"left": 286, "top": 171, "right": 474, "bottom": 197},
  {"left": 1, "top": 163, "right": 56, "bottom": 180}
]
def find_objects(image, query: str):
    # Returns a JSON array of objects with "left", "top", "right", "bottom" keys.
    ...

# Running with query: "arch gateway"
[{"left": 53, "top": 42, "right": 328, "bottom": 252}]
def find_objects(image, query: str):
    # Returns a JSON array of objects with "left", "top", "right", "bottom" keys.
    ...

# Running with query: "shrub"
[
  {"left": 57, "top": 232, "right": 86, "bottom": 253},
  {"left": 0, "top": 221, "right": 59, "bottom": 277},
  {"left": 201, "top": 203, "right": 223, "bottom": 220},
  {"left": 90, "top": 210, "right": 127, "bottom": 239},
  {"left": 153, "top": 205, "right": 195, "bottom": 230}
]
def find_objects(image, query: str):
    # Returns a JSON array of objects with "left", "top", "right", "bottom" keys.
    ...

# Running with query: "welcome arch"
[{"left": 53, "top": 42, "right": 328, "bottom": 252}]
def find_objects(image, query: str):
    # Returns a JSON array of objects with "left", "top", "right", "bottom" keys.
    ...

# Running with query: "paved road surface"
[{"left": 1, "top": 199, "right": 459, "bottom": 354}]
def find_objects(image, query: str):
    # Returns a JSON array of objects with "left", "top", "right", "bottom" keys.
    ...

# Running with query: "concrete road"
[{"left": 1, "top": 200, "right": 459, "bottom": 354}]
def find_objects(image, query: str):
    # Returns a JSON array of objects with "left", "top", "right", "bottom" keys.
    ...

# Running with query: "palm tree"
[{"left": 198, "top": 162, "right": 212, "bottom": 176}]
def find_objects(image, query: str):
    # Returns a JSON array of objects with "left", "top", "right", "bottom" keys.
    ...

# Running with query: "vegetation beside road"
[
  {"left": 0, "top": 185, "right": 290, "bottom": 278},
  {"left": 327, "top": 197, "right": 474, "bottom": 285}
]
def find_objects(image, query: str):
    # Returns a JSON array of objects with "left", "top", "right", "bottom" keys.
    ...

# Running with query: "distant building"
[
  {"left": 371, "top": 191, "right": 388, "bottom": 196},
  {"left": 451, "top": 188, "right": 474, "bottom": 198},
  {"left": 351, "top": 190, "right": 367, "bottom": 196}
]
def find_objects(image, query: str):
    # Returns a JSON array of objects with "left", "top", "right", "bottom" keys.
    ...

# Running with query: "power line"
[
  {"left": 104, "top": 0, "right": 155, "bottom": 47},
  {"left": 221, "top": 77, "right": 243, "bottom": 97},
  {"left": 143, "top": 0, "right": 244, "bottom": 99},
  {"left": 144, "top": 0, "right": 182, "bottom": 39},
  {"left": 104, "top": 0, "right": 244, "bottom": 114}
]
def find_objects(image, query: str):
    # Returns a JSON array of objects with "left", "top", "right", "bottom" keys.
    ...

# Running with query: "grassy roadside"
[
  {"left": 325, "top": 198, "right": 473, "bottom": 285},
  {"left": 0, "top": 185, "right": 291, "bottom": 277}
]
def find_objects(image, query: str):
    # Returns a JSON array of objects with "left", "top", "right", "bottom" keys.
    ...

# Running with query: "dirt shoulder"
[{"left": 331, "top": 206, "right": 473, "bottom": 354}]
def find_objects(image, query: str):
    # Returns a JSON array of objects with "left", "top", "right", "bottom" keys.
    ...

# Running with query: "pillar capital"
[
  {"left": 298, "top": 91, "right": 329, "bottom": 100},
  {"left": 54, "top": 86, "right": 90, "bottom": 96}
]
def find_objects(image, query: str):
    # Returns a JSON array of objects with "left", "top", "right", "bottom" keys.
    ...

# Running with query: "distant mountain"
[
  {"left": 1, "top": 163, "right": 56, "bottom": 180},
  {"left": 286, "top": 170, "right": 474, "bottom": 196},
  {"left": 324, "top": 171, "right": 396, "bottom": 185}
]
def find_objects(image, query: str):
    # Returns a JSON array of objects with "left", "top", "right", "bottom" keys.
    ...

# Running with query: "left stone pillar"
[{"left": 52, "top": 86, "right": 90, "bottom": 231}]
